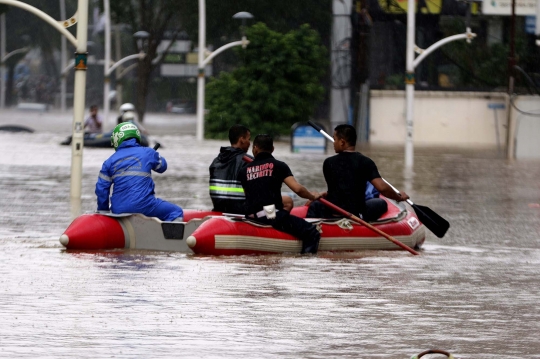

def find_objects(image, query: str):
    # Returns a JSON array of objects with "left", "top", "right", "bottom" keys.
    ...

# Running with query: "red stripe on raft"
[{"left": 183, "top": 210, "right": 223, "bottom": 221}]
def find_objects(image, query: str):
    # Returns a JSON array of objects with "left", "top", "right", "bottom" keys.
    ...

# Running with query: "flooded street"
[{"left": 1, "top": 111, "right": 540, "bottom": 358}]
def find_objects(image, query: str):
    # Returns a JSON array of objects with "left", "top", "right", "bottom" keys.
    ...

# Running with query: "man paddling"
[
  {"left": 307, "top": 124, "right": 409, "bottom": 221},
  {"left": 238, "top": 134, "right": 322, "bottom": 254},
  {"left": 209, "top": 125, "right": 293, "bottom": 214}
]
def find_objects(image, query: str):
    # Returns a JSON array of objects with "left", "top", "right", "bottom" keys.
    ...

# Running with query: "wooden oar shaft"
[{"left": 319, "top": 198, "right": 419, "bottom": 255}]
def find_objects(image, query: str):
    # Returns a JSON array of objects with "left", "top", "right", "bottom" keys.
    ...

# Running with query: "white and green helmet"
[{"left": 111, "top": 122, "right": 141, "bottom": 150}]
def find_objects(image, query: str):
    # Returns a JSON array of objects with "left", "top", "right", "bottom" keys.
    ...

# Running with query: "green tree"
[
  {"left": 205, "top": 23, "right": 327, "bottom": 139},
  {"left": 108, "top": 0, "right": 331, "bottom": 122}
]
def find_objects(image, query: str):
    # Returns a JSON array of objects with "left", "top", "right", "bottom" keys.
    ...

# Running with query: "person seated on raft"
[
  {"left": 306, "top": 124, "right": 409, "bottom": 222},
  {"left": 95, "top": 122, "right": 183, "bottom": 221},
  {"left": 238, "top": 134, "right": 322, "bottom": 254},
  {"left": 120, "top": 107, "right": 149, "bottom": 136},
  {"left": 209, "top": 124, "right": 293, "bottom": 215},
  {"left": 83, "top": 104, "right": 103, "bottom": 134}
]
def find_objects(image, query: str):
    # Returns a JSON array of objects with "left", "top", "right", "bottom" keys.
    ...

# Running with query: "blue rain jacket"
[{"left": 95, "top": 139, "right": 183, "bottom": 221}]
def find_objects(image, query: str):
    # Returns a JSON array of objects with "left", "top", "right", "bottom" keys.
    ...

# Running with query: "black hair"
[
  {"left": 90, "top": 105, "right": 98, "bottom": 111},
  {"left": 228, "top": 124, "right": 250, "bottom": 145},
  {"left": 253, "top": 134, "right": 273, "bottom": 152},
  {"left": 334, "top": 124, "right": 357, "bottom": 146}
]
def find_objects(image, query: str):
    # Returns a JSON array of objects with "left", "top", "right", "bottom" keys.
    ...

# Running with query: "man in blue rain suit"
[{"left": 95, "top": 122, "right": 183, "bottom": 221}]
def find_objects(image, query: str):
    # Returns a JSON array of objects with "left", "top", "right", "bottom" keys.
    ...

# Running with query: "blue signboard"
[
  {"left": 525, "top": 16, "right": 536, "bottom": 34},
  {"left": 291, "top": 122, "right": 327, "bottom": 154},
  {"left": 488, "top": 103, "right": 505, "bottom": 110}
]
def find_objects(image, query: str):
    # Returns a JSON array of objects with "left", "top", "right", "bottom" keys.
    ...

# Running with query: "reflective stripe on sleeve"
[
  {"left": 112, "top": 171, "right": 151, "bottom": 180},
  {"left": 209, "top": 179, "right": 245, "bottom": 199},
  {"left": 209, "top": 186, "right": 245, "bottom": 193},
  {"left": 155, "top": 157, "right": 162, "bottom": 170},
  {"left": 98, "top": 173, "right": 112, "bottom": 182}
]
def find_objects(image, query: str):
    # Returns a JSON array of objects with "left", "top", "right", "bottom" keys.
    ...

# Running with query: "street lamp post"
[
  {"left": 404, "top": 0, "right": 475, "bottom": 170},
  {"left": 196, "top": 0, "right": 252, "bottom": 141},
  {"left": 59, "top": 0, "right": 67, "bottom": 112},
  {"left": 1, "top": 13, "right": 6, "bottom": 109}
]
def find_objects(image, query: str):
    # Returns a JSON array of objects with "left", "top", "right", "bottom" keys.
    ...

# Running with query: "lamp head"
[
  {"left": 133, "top": 31, "right": 150, "bottom": 52},
  {"left": 232, "top": 12, "right": 254, "bottom": 35}
]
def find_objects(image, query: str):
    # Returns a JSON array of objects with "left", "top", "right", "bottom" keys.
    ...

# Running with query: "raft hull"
[
  {"left": 187, "top": 200, "right": 425, "bottom": 255},
  {"left": 60, "top": 209, "right": 222, "bottom": 251}
]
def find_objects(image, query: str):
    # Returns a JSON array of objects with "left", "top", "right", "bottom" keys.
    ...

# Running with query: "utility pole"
[
  {"left": 349, "top": 0, "right": 359, "bottom": 127},
  {"left": 355, "top": 0, "right": 371, "bottom": 142},
  {"left": 508, "top": 0, "right": 516, "bottom": 94},
  {"left": 350, "top": 0, "right": 372, "bottom": 139}
]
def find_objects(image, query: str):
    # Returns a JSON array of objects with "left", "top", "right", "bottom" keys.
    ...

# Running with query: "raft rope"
[{"left": 336, "top": 218, "right": 354, "bottom": 231}]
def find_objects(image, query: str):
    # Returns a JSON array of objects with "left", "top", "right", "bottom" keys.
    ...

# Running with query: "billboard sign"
[{"left": 482, "top": 0, "right": 537, "bottom": 15}]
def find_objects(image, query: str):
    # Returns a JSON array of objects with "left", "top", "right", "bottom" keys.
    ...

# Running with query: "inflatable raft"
[
  {"left": 186, "top": 198, "right": 425, "bottom": 255},
  {"left": 60, "top": 197, "right": 425, "bottom": 255}
]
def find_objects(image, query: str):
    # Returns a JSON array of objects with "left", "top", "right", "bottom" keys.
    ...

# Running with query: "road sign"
[
  {"left": 525, "top": 15, "right": 536, "bottom": 33},
  {"left": 291, "top": 123, "right": 327, "bottom": 154},
  {"left": 482, "top": 0, "right": 538, "bottom": 16}
]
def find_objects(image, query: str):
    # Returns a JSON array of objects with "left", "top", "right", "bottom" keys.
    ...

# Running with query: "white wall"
[
  {"left": 512, "top": 95, "right": 540, "bottom": 159},
  {"left": 369, "top": 90, "right": 509, "bottom": 147}
]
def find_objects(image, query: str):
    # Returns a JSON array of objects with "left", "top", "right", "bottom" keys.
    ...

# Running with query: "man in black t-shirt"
[
  {"left": 307, "top": 124, "right": 409, "bottom": 221},
  {"left": 239, "top": 134, "right": 322, "bottom": 254}
]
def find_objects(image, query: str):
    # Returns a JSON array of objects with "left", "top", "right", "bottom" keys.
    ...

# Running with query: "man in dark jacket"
[{"left": 209, "top": 125, "right": 292, "bottom": 214}]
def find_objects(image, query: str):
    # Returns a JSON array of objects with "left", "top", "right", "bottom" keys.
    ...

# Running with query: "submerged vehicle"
[{"left": 60, "top": 131, "right": 150, "bottom": 148}]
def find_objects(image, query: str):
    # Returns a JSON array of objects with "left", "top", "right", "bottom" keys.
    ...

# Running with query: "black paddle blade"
[
  {"left": 308, "top": 120, "right": 323, "bottom": 132},
  {"left": 411, "top": 203, "right": 450, "bottom": 238}
]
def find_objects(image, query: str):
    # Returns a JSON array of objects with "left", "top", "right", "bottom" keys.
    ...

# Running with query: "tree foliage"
[
  {"left": 107, "top": 0, "right": 331, "bottom": 122},
  {"left": 205, "top": 23, "right": 327, "bottom": 139}
]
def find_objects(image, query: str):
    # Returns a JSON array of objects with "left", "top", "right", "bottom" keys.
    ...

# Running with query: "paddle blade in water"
[{"left": 412, "top": 204, "right": 450, "bottom": 238}]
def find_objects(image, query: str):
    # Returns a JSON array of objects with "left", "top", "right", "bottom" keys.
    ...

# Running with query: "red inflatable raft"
[{"left": 186, "top": 198, "right": 425, "bottom": 255}]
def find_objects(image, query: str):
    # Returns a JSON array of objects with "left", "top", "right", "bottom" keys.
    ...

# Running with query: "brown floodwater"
[{"left": 1, "top": 127, "right": 540, "bottom": 358}]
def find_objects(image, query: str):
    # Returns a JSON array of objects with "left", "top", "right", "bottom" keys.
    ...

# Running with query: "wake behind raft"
[{"left": 59, "top": 197, "right": 425, "bottom": 255}]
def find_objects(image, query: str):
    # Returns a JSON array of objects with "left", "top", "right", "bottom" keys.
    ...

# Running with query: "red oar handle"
[{"left": 319, "top": 198, "right": 419, "bottom": 255}]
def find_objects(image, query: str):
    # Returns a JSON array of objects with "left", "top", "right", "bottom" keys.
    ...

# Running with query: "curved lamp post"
[
  {"left": 102, "top": 0, "right": 149, "bottom": 128},
  {"left": 196, "top": 2, "right": 253, "bottom": 141},
  {"left": 404, "top": 0, "right": 476, "bottom": 170},
  {"left": 102, "top": 29, "right": 148, "bottom": 129}
]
